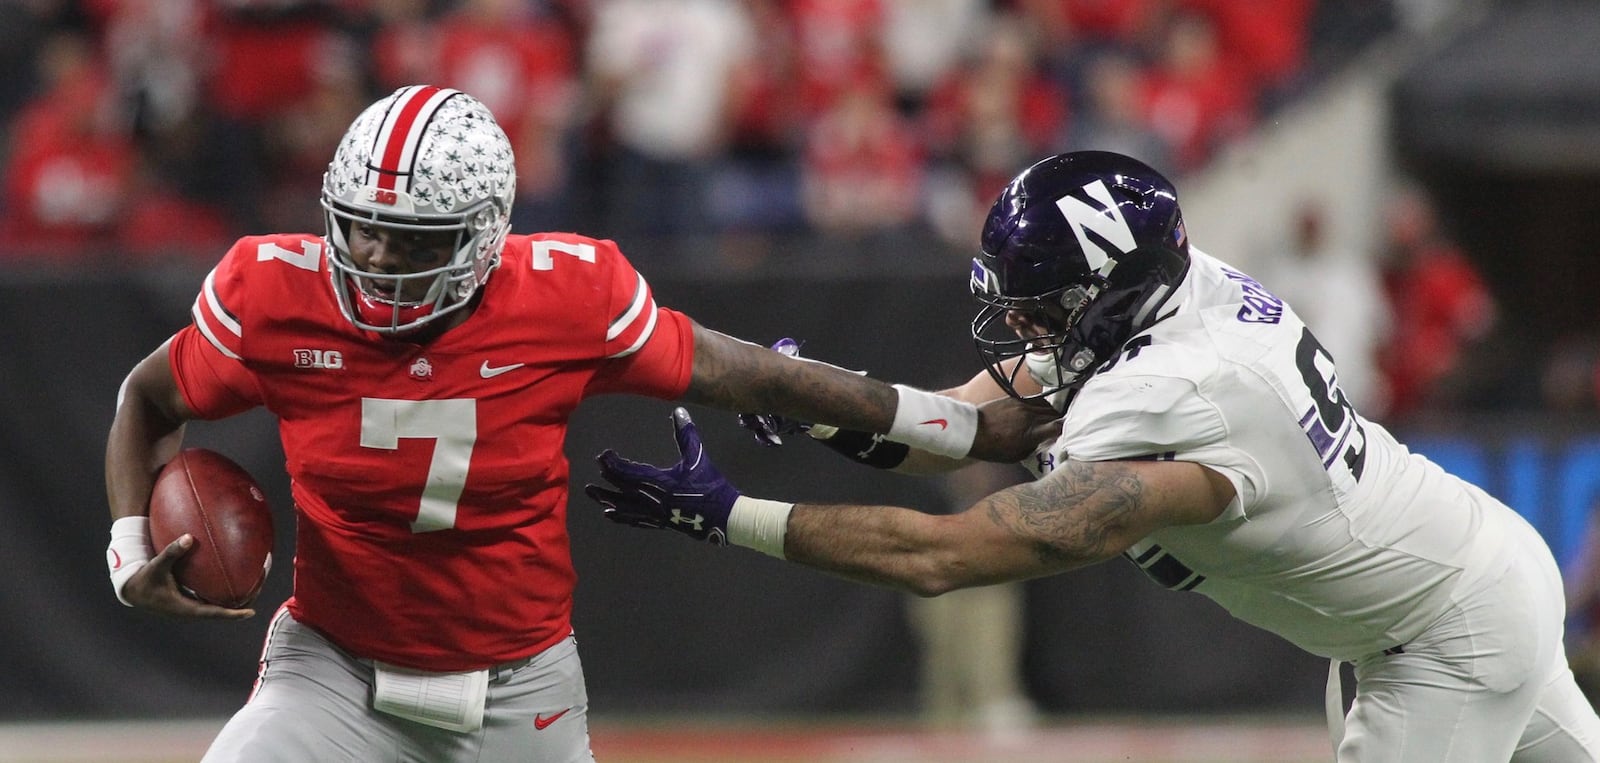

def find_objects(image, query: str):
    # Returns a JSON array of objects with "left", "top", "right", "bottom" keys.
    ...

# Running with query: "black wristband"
[{"left": 812, "top": 428, "right": 910, "bottom": 469}]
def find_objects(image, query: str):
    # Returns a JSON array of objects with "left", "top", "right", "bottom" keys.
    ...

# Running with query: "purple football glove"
[
  {"left": 737, "top": 338, "right": 813, "bottom": 446},
  {"left": 586, "top": 407, "right": 742, "bottom": 545}
]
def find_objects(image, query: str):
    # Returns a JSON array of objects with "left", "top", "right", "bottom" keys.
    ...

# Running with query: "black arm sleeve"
[{"left": 811, "top": 428, "right": 910, "bottom": 470}]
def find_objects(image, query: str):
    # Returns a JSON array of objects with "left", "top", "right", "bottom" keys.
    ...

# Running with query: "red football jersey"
[{"left": 169, "top": 231, "right": 694, "bottom": 671}]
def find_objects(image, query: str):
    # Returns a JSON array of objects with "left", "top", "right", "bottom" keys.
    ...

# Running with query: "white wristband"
[
  {"left": 107, "top": 516, "right": 155, "bottom": 607},
  {"left": 887, "top": 385, "right": 978, "bottom": 459},
  {"left": 727, "top": 496, "right": 794, "bottom": 559}
]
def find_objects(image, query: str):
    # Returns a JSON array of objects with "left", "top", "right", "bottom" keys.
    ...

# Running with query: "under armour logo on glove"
[
  {"left": 586, "top": 408, "right": 741, "bottom": 545},
  {"left": 669, "top": 510, "right": 704, "bottom": 531}
]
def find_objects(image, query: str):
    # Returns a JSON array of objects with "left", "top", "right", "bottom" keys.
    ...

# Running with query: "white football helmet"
[{"left": 321, "top": 85, "right": 516, "bottom": 335}]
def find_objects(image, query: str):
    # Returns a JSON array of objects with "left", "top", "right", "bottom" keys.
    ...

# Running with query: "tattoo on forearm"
[
  {"left": 986, "top": 461, "right": 1144, "bottom": 566},
  {"left": 680, "top": 336, "right": 748, "bottom": 407}
]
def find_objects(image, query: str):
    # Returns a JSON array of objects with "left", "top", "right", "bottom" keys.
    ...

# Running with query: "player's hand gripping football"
[
  {"left": 587, "top": 408, "right": 742, "bottom": 544},
  {"left": 736, "top": 337, "right": 813, "bottom": 446},
  {"left": 123, "top": 535, "right": 256, "bottom": 619}
]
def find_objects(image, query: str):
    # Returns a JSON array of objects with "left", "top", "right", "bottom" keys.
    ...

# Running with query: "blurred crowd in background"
[
  {"left": 0, "top": 0, "right": 1387, "bottom": 259},
  {"left": 7, "top": 0, "right": 1600, "bottom": 730},
  {"left": 0, "top": 0, "right": 1578, "bottom": 420}
]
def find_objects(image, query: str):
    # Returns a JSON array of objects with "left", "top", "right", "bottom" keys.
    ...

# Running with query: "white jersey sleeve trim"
[
  {"left": 201, "top": 269, "right": 242, "bottom": 338},
  {"left": 606, "top": 299, "right": 659, "bottom": 358},
  {"left": 190, "top": 268, "right": 243, "bottom": 360},
  {"left": 606, "top": 272, "right": 651, "bottom": 341},
  {"left": 191, "top": 303, "right": 242, "bottom": 360}
]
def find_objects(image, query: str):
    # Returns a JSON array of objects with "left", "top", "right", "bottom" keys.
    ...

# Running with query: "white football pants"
[{"left": 1338, "top": 513, "right": 1600, "bottom": 761}]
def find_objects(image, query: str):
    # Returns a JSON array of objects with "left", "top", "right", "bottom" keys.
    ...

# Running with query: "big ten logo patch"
[{"left": 293, "top": 349, "right": 344, "bottom": 370}]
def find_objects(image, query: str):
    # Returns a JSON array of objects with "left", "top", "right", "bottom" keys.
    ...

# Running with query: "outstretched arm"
[
  {"left": 682, "top": 324, "right": 1058, "bottom": 463},
  {"left": 681, "top": 326, "right": 898, "bottom": 434},
  {"left": 888, "top": 361, "right": 1043, "bottom": 475},
  {"left": 587, "top": 409, "right": 1233, "bottom": 595},
  {"left": 783, "top": 458, "right": 1233, "bottom": 596}
]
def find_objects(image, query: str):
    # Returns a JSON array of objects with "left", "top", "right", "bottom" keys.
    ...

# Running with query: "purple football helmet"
[{"left": 970, "top": 151, "right": 1191, "bottom": 402}]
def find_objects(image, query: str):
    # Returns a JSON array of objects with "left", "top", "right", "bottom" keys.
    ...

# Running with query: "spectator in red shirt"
[
  {"left": 1378, "top": 187, "right": 1497, "bottom": 419},
  {"left": 1178, "top": 0, "right": 1313, "bottom": 96},
  {"left": 787, "top": 0, "right": 887, "bottom": 125},
  {"left": 205, "top": 3, "right": 348, "bottom": 125},
  {"left": 432, "top": 0, "right": 582, "bottom": 231},
  {"left": 922, "top": 14, "right": 1068, "bottom": 245},
  {"left": 923, "top": 14, "right": 1068, "bottom": 196},
  {"left": 801, "top": 73, "right": 923, "bottom": 235},
  {"left": 1134, "top": 8, "right": 1253, "bottom": 172},
  {"left": 1, "top": 32, "right": 136, "bottom": 257}
]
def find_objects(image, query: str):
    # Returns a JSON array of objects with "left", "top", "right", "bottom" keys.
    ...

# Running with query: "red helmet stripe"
[{"left": 369, "top": 85, "right": 457, "bottom": 192}]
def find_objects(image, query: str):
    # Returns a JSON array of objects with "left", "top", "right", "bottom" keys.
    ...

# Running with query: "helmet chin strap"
[
  {"left": 1024, "top": 351, "right": 1066, "bottom": 388},
  {"left": 1024, "top": 351, "right": 1079, "bottom": 412}
]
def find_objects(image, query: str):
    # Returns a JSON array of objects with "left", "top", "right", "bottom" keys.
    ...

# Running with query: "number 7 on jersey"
[{"left": 361, "top": 398, "right": 478, "bottom": 532}]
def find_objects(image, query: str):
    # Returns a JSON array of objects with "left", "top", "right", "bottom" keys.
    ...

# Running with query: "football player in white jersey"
[{"left": 588, "top": 151, "right": 1600, "bottom": 761}]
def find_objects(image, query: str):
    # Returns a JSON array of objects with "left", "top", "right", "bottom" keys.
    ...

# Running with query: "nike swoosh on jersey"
[
  {"left": 918, "top": 418, "right": 949, "bottom": 430},
  {"left": 534, "top": 708, "right": 571, "bottom": 730},
  {"left": 480, "top": 361, "right": 526, "bottom": 378}
]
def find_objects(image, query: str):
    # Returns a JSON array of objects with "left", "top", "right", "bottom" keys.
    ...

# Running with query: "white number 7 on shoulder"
[{"left": 531, "top": 240, "right": 596, "bottom": 271}]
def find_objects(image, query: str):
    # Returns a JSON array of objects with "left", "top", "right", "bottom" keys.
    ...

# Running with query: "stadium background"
[{"left": 3, "top": 1, "right": 1599, "bottom": 761}]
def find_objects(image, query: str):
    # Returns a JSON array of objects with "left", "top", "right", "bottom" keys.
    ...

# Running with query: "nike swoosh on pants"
[{"left": 534, "top": 708, "right": 571, "bottom": 730}]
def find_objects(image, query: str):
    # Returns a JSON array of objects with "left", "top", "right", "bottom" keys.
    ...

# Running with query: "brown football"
[{"left": 147, "top": 448, "right": 275, "bottom": 608}]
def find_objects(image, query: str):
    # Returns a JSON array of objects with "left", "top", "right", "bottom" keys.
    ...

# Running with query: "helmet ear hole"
[{"left": 1057, "top": 286, "right": 1089, "bottom": 312}]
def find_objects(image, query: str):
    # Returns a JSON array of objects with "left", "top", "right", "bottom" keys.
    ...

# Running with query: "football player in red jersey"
[{"left": 103, "top": 85, "right": 1056, "bottom": 763}]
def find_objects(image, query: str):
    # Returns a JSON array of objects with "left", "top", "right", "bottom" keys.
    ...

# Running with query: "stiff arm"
[
  {"left": 682, "top": 324, "right": 1057, "bottom": 463},
  {"left": 781, "top": 457, "right": 1234, "bottom": 596}
]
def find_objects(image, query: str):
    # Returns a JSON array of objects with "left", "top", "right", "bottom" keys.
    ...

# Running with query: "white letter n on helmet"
[{"left": 1055, "top": 180, "right": 1137, "bottom": 270}]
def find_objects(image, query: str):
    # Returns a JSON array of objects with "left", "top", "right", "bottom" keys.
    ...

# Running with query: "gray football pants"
[{"left": 202, "top": 608, "right": 595, "bottom": 763}]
